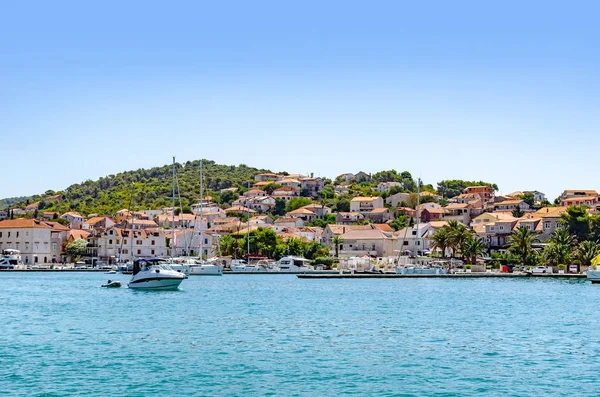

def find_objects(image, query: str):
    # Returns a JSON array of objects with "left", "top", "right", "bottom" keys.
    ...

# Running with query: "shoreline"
[{"left": 297, "top": 273, "right": 588, "bottom": 279}]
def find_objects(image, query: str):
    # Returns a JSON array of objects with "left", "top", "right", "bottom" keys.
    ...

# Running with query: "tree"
[
  {"left": 518, "top": 192, "right": 535, "bottom": 207},
  {"left": 271, "top": 199, "right": 287, "bottom": 216},
  {"left": 389, "top": 216, "right": 408, "bottom": 231},
  {"left": 65, "top": 239, "right": 88, "bottom": 261},
  {"left": 512, "top": 207, "right": 524, "bottom": 218},
  {"left": 509, "top": 226, "right": 540, "bottom": 267},
  {"left": 446, "top": 221, "right": 472, "bottom": 258},
  {"left": 334, "top": 198, "right": 350, "bottom": 213},
  {"left": 544, "top": 228, "right": 576, "bottom": 267},
  {"left": 285, "top": 197, "right": 313, "bottom": 213},
  {"left": 436, "top": 180, "right": 498, "bottom": 199},
  {"left": 574, "top": 240, "right": 600, "bottom": 272},
  {"left": 561, "top": 205, "right": 591, "bottom": 242},
  {"left": 332, "top": 236, "right": 344, "bottom": 257},
  {"left": 431, "top": 227, "right": 451, "bottom": 258},
  {"left": 460, "top": 236, "right": 487, "bottom": 264}
]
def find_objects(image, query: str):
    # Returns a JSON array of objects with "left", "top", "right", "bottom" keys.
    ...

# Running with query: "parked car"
[{"left": 531, "top": 266, "right": 553, "bottom": 274}]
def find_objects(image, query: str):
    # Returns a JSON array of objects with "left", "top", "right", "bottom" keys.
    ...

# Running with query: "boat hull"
[
  {"left": 395, "top": 267, "right": 447, "bottom": 275},
  {"left": 587, "top": 270, "right": 600, "bottom": 283},
  {"left": 128, "top": 277, "right": 184, "bottom": 290},
  {"left": 189, "top": 264, "right": 223, "bottom": 276}
]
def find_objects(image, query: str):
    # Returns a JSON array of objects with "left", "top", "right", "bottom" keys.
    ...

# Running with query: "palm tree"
[
  {"left": 509, "top": 226, "right": 540, "bottom": 267},
  {"left": 549, "top": 227, "right": 576, "bottom": 247},
  {"left": 332, "top": 236, "right": 344, "bottom": 258},
  {"left": 544, "top": 228, "right": 576, "bottom": 267},
  {"left": 447, "top": 221, "right": 472, "bottom": 259},
  {"left": 460, "top": 236, "right": 487, "bottom": 265},
  {"left": 574, "top": 240, "right": 600, "bottom": 272},
  {"left": 431, "top": 227, "right": 451, "bottom": 258}
]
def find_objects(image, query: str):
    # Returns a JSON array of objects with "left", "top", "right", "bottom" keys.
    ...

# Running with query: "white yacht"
[
  {"left": 0, "top": 249, "right": 23, "bottom": 269},
  {"left": 189, "top": 261, "right": 223, "bottom": 276},
  {"left": 587, "top": 266, "right": 600, "bottom": 283},
  {"left": 275, "top": 256, "right": 314, "bottom": 273},
  {"left": 230, "top": 259, "right": 269, "bottom": 273},
  {"left": 188, "top": 160, "right": 223, "bottom": 277},
  {"left": 128, "top": 258, "right": 185, "bottom": 290}
]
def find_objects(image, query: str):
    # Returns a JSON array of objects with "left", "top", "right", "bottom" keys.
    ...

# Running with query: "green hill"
[{"left": 9, "top": 160, "right": 270, "bottom": 216}]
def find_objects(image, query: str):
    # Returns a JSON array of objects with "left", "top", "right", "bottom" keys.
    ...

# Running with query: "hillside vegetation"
[{"left": 2, "top": 161, "right": 498, "bottom": 217}]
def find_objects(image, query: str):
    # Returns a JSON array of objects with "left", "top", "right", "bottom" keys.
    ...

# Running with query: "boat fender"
[{"left": 155, "top": 269, "right": 160, "bottom": 273}]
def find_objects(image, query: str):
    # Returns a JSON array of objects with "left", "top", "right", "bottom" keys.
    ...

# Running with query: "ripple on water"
[{"left": 1, "top": 274, "right": 600, "bottom": 396}]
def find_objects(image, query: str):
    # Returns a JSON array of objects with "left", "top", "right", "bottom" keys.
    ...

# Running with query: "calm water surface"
[{"left": 1, "top": 273, "right": 600, "bottom": 396}]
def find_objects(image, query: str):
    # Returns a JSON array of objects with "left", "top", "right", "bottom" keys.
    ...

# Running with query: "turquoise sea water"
[{"left": 1, "top": 273, "right": 599, "bottom": 396}]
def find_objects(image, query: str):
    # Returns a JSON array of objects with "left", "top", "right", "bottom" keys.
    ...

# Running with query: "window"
[
  {"left": 0, "top": 232, "right": 2, "bottom": 238},
  {"left": 109, "top": 239, "right": 113, "bottom": 245},
  {"left": 151, "top": 240, "right": 155, "bottom": 246},
  {"left": 137, "top": 250, "right": 141, "bottom": 255},
  {"left": 16, "top": 232, "right": 19, "bottom": 238},
  {"left": 124, "top": 239, "right": 127, "bottom": 245},
  {"left": 26, "top": 231, "right": 29, "bottom": 236},
  {"left": 7, "top": 232, "right": 10, "bottom": 238},
  {"left": 403, "top": 241, "right": 409, "bottom": 246},
  {"left": 151, "top": 250, "right": 155, "bottom": 255}
]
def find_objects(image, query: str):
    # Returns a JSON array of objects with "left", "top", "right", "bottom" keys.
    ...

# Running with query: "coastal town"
[{"left": 0, "top": 169, "right": 598, "bottom": 274}]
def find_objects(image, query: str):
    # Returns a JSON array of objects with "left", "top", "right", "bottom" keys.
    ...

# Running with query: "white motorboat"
[
  {"left": 275, "top": 256, "right": 314, "bottom": 273},
  {"left": 587, "top": 266, "right": 600, "bottom": 283},
  {"left": 189, "top": 261, "right": 223, "bottom": 276},
  {"left": 230, "top": 259, "right": 269, "bottom": 273},
  {"left": 128, "top": 258, "right": 185, "bottom": 290},
  {"left": 0, "top": 249, "right": 23, "bottom": 269}
]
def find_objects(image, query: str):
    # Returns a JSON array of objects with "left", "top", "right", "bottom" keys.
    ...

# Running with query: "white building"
[
  {"left": 60, "top": 212, "right": 84, "bottom": 229},
  {"left": 0, "top": 219, "right": 69, "bottom": 265}
]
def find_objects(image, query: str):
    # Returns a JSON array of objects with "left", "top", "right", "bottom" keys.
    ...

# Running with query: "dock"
[{"left": 297, "top": 273, "right": 588, "bottom": 279}]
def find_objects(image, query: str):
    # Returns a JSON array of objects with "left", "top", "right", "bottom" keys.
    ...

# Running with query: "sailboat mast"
[
  {"left": 247, "top": 181, "right": 250, "bottom": 258},
  {"left": 199, "top": 160, "right": 204, "bottom": 260},
  {"left": 172, "top": 156, "right": 176, "bottom": 258},
  {"left": 415, "top": 177, "right": 421, "bottom": 256}
]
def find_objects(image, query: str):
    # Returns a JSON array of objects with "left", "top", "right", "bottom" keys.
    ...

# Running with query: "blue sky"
[{"left": 2, "top": 0, "right": 599, "bottom": 201}]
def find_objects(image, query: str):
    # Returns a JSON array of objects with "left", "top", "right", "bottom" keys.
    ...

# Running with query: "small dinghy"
[{"left": 102, "top": 280, "right": 121, "bottom": 288}]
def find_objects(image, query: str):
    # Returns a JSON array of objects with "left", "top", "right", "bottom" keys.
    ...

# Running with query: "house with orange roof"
[
  {"left": 561, "top": 196, "right": 598, "bottom": 208},
  {"left": 0, "top": 219, "right": 66, "bottom": 265},
  {"left": 277, "top": 178, "right": 302, "bottom": 190},
  {"left": 350, "top": 196, "right": 384, "bottom": 214},
  {"left": 286, "top": 208, "right": 317, "bottom": 222},
  {"left": 25, "top": 202, "right": 40, "bottom": 213},
  {"left": 60, "top": 212, "right": 85, "bottom": 229},
  {"left": 493, "top": 199, "right": 530, "bottom": 212},
  {"left": 337, "top": 227, "right": 394, "bottom": 257},
  {"left": 83, "top": 216, "right": 116, "bottom": 231},
  {"left": 463, "top": 186, "right": 495, "bottom": 202},
  {"left": 272, "top": 186, "right": 300, "bottom": 201},
  {"left": 254, "top": 173, "right": 280, "bottom": 182},
  {"left": 225, "top": 206, "right": 256, "bottom": 215},
  {"left": 300, "top": 204, "right": 331, "bottom": 218},
  {"left": 274, "top": 217, "right": 304, "bottom": 230},
  {"left": 95, "top": 227, "right": 168, "bottom": 262},
  {"left": 335, "top": 212, "right": 365, "bottom": 225},
  {"left": 366, "top": 207, "right": 394, "bottom": 223}
]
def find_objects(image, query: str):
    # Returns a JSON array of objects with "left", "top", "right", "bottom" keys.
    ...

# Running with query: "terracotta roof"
[
  {"left": 44, "top": 221, "right": 70, "bottom": 232},
  {"left": 61, "top": 212, "right": 83, "bottom": 218},
  {"left": 340, "top": 228, "right": 390, "bottom": 240},
  {"left": 422, "top": 207, "right": 445, "bottom": 214},
  {"left": 351, "top": 196, "right": 380, "bottom": 202},
  {"left": 374, "top": 223, "right": 394, "bottom": 232},
  {"left": 0, "top": 219, "right": 52, "bottom": 229},
  {"left": 69, "top": 229, "right": 91, "bottom": 240},
  {"left": 563, "top": 190, "right": 598, "bottom": 195},
  {"left": 275, "top": 217, "right": 299, "bottom": 224},
  {"left": 445, "top": 203, "right": 470, "bottom": 209},
  {"left": 225, "top": 206, "right": 256, "bottom": 214},
  {"left": 370, "top": 208, "right": 389, "bottom": 214},
  {"left": 532, "top": 207, "right": 568, "bottom": 218},
  {"left": 274, "top": 186, "right": 299, "bottom": 192},
  {"left": 494, "top": 200, "right": 525, "bottom": 206},
  {"left": 326, "top": 224, "right": 375, "bottom": 235},
  {"left": 287, "top": 208, "right": 316, "bottom": 215},
  {"left": 85, "top": 216, "right": 109, "bottom": 225},
  {"left": 562, "top": 196, "right": 597, "bottom": 202}
]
